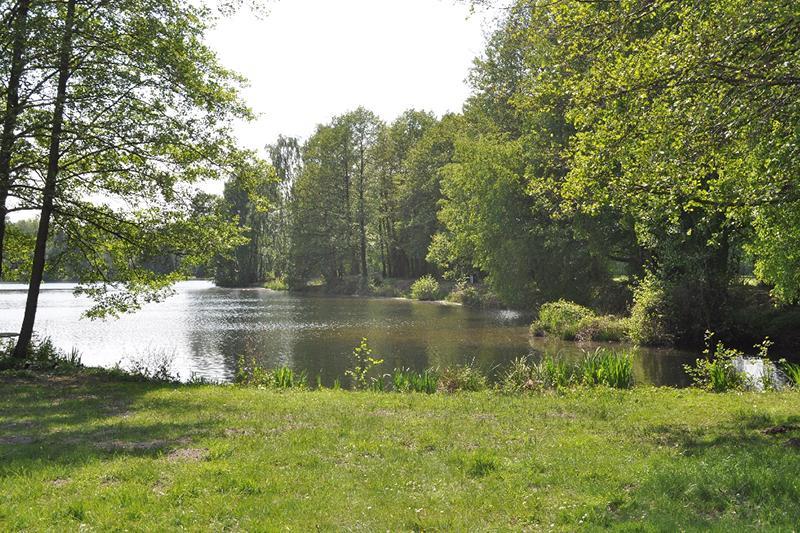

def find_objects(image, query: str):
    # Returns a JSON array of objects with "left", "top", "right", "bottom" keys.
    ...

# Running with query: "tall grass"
[
  {"left": 578, "top": 347, "right": 634, "bottom": 388},
  {"left": 391, "top": 368, "right": 439, "bottom": 393},
  {"left": 500, "top": 348, "right": 635, "bottom": 392},
  {"left": 235, "top": 356, "right": 307, "bottom": 389},
  {"left": 781, "top": 361, "right": 800, "bottom": 389}
]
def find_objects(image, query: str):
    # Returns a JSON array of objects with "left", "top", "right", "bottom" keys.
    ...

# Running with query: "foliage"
[
  {"left": 345, "top": 338, "right": 384, "bottom": 390},
  {"left": 264, "top": 276, "right": 288, "bottom": 291},
  {"left": 446, "top": 279, "right": 503, "bottom": 309},
  {"left": 0, "top": 336, "right": 82, "bottom": 371},
  {"left": 684, "top": 333, "right": 746, "bottom": 393},
  {"left": 437, "top": 362, "right": 487, "bottom": 393},
  {"left": 410, "top": 275, "right": 440, "bottom": 301},
  {"left": 628, "top": 275, "right": 674, "bottom": 346},
  {"left": 122, "top": 350, "right": 180, "bottom": 384},
  {"left": 500, "top": 349, "right": 634, "bottom": 392},
  {"left": 578, "top": 348, "right": 634, "bottom": 389},
  {"left": 235, "top": 356, "right": 307, "bottom": 389},
  {"left": 781, "top": 361, "right": 800, "bottom": 389},
  {"left": 215, "top": 158, "right": 281, "bottom": 287},
  {"left": 533, "top": 300, "right": 595, "bottom": 340},
  {"left": 574, "top": 315, "right": 628, "bottom": 343},
  {"left": 391, "top": 367, "right": 439, "bottom": 394}
]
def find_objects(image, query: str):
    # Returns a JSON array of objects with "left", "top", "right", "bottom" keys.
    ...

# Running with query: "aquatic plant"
[
  {"left": 684, "top": 332, "right": 744, "bottom": 392},
  {"left": 578, "top": 348, "right": 634, "bottom": 389},
  {"left": 391, "top": 367, "right": 439, "bottom": 394}
]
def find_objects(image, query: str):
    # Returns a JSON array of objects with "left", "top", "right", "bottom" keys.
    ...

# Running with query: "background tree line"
[
  {"left": 215, "top": 0, "right": 800, "bottom": 349},
  {"left": 4, "top": 0, "right": 798, "bottom": 351}
]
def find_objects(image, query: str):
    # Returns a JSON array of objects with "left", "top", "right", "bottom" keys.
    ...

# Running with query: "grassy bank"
[{"left": 2, "top": 372, "right": 800, "bottom": 530}]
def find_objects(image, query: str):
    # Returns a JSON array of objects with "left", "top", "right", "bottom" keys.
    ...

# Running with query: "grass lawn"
[{"left": 1, "top": 372, "right": 799, "bottom": 531}]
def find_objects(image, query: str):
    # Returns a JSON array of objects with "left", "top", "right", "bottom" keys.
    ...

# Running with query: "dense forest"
[{"left": 3, "top": 0, "right": 800, "bottom": 352}]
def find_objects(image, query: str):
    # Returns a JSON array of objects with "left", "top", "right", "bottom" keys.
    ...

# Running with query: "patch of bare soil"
[
  {"left": 166, "top": 447, "right": 208, "bottom": 462},
  {"left": 762, "top": 425, "right": 795, "bottom": 435},
  {"left": 0, "top": 435, "right": 36, "bottom": 445}
]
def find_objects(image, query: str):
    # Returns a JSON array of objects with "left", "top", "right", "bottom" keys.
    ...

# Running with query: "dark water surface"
[{"left": 0, "top": 280, "right": 697, "bottom": 385}]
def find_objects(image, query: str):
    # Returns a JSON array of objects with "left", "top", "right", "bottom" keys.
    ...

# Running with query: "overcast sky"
[{"left": 205, "top": 0, "right": 498, "bottom": 153}]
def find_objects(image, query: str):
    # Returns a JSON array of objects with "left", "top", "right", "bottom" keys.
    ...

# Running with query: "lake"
[{"left": 0, "top": 280, "right": 698, "bottom": 385}]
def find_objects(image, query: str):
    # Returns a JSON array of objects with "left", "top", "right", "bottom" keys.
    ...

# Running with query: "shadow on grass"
[
  {"left": 594, "top": 411, "right": 800, "bottom": 529},
  {"left": 0, "top": 373, "right": 217, "bottom": 475}
]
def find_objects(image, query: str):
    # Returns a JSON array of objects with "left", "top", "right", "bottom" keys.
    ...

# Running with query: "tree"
[
  {"left": 11, "top": 0, "right": 250, "bottom": 358},
  {"left": 214, "top": 154, "right": 277, "bottom": 287}
]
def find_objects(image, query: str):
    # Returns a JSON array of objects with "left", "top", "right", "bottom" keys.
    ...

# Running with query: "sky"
[{"left": 205, "top": 0, "right": 499, "bottom": 153}]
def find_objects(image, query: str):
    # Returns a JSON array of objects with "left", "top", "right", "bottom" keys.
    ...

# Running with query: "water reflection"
[{"left": 0, "top": 280, "right": 697, "bottom": 385}]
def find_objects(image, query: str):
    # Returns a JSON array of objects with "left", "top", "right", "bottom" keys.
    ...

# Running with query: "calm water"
[{"left": 0, "top": 280, "right": 697, "bottom": 385}]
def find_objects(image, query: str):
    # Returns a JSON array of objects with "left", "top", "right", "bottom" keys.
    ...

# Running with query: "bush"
[
  {"left": 683, "top": 333, "right": 745, "bottom": 392},
  {"left": 448, "top": 284, "right": 482, "bottom": 307},
  {"left": 628, "top": 275, "right": 674, "bottom": 346},
  {"left": 574, "top": 315, "right": 629, "bottom": 342},
  {"left": 437, "top": 363, "right": 487, "bottom": 392},
  {"left": 0, "top": 336, "right": 82, "bottom": 371},
  {"left": 447, "top": 280, "right": 504, "bottom": 309},
  {"left": 533, "top": 300, "right": 595, "bottom": 340},
  {"left": 264, "top": 277, "right": 288, "bottom": 291},
  {"left": 410, "top": 275, "right": 441, "bottom": 301}
]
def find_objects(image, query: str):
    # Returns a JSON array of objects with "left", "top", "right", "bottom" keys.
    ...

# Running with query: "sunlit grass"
[{"left": 1, "top": 374, "right": 799, "bottom": 530}]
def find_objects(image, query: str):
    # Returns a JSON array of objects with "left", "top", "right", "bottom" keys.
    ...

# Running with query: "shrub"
[
  {"left": 0, "top": 336, "right": 83, "bottom": 371},
  {"left": 574, "top": 315, "right": 629, "bottom": 342},
  {"left": 437, "top": 363, "right": 487, "bottom": 392},
  {"left": 345, "top": 338, "right": 384, "bottom": 390},
  {"left": 683, "top": 332, "right": 744, "bottom": 392},
  {"left": 410, "top": 275, "right": 441, "bottom": 301},
  {"left": 628, "top": 275, "right": 674, "bottom": 346},
  {"left": 264, "top": 277, "right": 288, "bottom": 291},
  {"left": 533, "top": 300, "right": 595, "bottom": 340}
]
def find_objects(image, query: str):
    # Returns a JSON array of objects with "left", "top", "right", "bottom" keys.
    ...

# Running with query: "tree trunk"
[
  {"left": 0, "top": 0, "right": 32, "bottom": 280},
  {"left": 13, "top": 0, "right": 75, "bottom": 359},
  {"left": 358, "top": 143, "right": 367, "bottom": 283}
]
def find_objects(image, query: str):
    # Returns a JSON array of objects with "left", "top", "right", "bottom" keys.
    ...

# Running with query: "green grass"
[{"left": 2, "top": 372, "right": 800, "bottom": 530}]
